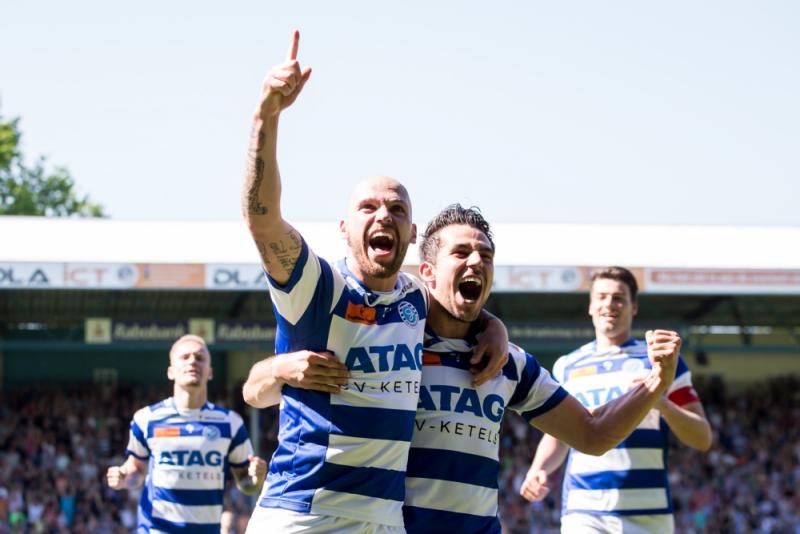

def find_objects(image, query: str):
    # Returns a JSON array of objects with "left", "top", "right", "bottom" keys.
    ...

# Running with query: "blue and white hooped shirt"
[
  {"left": 403, "top": 332, "right": 567, "bottom": 533},
  {"left": 257, "top": 239, "right": 428, "bottom": 527},
  {"left": 126, "top": 398, "right": 253, "bottom": 533},
  {"left": 553, "top": 338, "right": 699, "bottom": 517}
]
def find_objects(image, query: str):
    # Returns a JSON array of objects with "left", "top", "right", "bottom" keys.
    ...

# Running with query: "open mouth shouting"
[
  {"left": 368, "top": 231, "right": 396, "bottom": 259},
  {"left": 458, "top": 275, "right": 484, "bottom": 301}
]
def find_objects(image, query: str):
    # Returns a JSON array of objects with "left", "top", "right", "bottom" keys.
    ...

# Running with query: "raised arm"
[{"left": 243, "top": 30, "right": 312, "bottom": 285}]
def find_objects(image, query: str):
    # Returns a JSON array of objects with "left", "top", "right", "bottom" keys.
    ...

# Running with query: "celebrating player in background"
[
  {"left": 240, "top": 32, "right": 507, "bottom": 533},
  {"left": 520, "top": 266, "right": 712, "bottom": 534},
  {"left": 106, "top": 335, "right": 266, "bottom": 533}
]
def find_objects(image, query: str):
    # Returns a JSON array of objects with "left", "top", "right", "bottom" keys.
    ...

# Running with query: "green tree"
[{"left": 0, "top": 113, "right": 105, "bottom": 217}]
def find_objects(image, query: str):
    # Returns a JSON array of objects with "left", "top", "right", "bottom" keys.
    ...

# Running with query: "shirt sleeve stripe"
[
  {"left": 130, "top": 421, "right": 150, "bottom": 453},
  {"left": 520, "top": 386, "right": 568, "bottom": 421},
  {"left": 229, "top": 424, "right": 250, "bottom": 452}
]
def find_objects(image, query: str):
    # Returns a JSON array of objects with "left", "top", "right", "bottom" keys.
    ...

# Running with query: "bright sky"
[{"left": 2, "top": 1, "right": 798, "bottom": 227}]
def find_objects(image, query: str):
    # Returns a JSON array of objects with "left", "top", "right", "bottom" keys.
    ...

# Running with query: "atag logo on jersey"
[
  {"left": 345, "top": 343, "right": 424, "bottom": 373},
  {"left": 398, "top": 302, "right": 419, "bottom": 327},
  {"left": 418, "top": 385, "right": 506, "bottom": 423},
  {"left": 203, "top": 426, "right": 221, "bottom": 440},
  {"left": 574, "top": 386, "right": 625, "bottom": 408},
  {"left": 622, "top": 358, "right": 645, "bottom": 374},
  {"left": 158, "top": 450, "right": 222, "bottom": 466}
]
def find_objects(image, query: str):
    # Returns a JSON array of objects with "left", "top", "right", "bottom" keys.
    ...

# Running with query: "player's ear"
[
  {"left": 419, "top": 261, "right": 435, "bottom": 286},
  {"left": 208, "top": 366, "right": 214, "bottom": 381},
  {"left": 339, "top": 219, "right": 348, "bottom": 241},
  {"left": 410, "top": 223, "right": 417, "bottom": 244},
  {"left": 167, "top": 365, "right": 175, "bottom": 381},
  {"left": 632, "top": 301, "right": 638, "bottom": 317}
]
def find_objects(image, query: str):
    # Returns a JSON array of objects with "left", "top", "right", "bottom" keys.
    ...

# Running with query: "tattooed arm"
[{"left": 242, "top": 30, "right": 312, "bottom": 285}]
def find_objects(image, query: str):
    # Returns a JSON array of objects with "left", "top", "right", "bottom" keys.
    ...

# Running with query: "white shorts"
[
  {"left": 561, "top": 512, "right": 674, "bottom": 534},
  {"left": 245, "top": 506, "right": 406, "bottom": 534}
]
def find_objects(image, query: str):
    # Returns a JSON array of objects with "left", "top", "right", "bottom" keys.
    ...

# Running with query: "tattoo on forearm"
[{"left": 245, "top": 128, "right": 268, "bottom": 216}]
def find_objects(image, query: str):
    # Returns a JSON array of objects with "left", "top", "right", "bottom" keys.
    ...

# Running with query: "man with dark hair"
[
  {"left": 418, "top": 204, "right": 494, "bottom": 264},
  {"left": 520, "top": 266, "right": 712, "bottom": 534},
  {"left": 263, "top": 205, "right": 686, "bottom": 533}
]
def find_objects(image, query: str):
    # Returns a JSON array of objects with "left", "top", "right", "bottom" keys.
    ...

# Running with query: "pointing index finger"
[{"left": 286, "top": 30, "right": 300, "bottom": 61}]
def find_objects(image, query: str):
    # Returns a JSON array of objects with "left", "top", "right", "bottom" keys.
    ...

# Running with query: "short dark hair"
[
  {"left": 590, "top": 266, "right": 639, "bottom": 301},
  {"left": 419, "top": 204, "right": 494, "bottom": 263}
]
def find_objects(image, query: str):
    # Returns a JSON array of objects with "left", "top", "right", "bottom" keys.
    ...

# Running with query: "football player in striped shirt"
[
  {"left": 520, "top": 266, "right": 712, "bottom": 533},
  {"left": 240, "top": 32, "right": 508, "bottom": 533},
  {"left": 106, "top": 335, "right": 267, "bottom": 533},
  {"left": 403, "top": 206, "right": 684, "bottom": 533}
]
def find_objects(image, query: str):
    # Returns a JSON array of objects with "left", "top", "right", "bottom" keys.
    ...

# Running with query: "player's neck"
[
  {"left": 173, "top": 386, "right": 207, "bottom": 411},
  {"left": 596, "top": 330, "right": 631, "bottom": 349},
  {"left": 427, "top": 299, "right": 471, "bottom": 339}
]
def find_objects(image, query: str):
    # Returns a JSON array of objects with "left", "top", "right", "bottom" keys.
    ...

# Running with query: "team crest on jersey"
[
  {"left": 398, "top": 301, "right": 419, "bottom": 327},
  {"left": 602, "top": 360, "right": 613, "bottom": 371},
  {"left": 622, "top": 358, "right": 645, "bottom": 374},
  {"left": 203, "top": 425, "right": 221, "bottom": 440}
]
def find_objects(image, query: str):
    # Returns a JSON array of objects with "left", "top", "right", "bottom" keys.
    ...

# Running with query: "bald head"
[
  {"left": 340, "top": 175, "right": 416, "bottom": 291},
  {"left": 347, "top": 176, "right": 412, "bottom": 215}
]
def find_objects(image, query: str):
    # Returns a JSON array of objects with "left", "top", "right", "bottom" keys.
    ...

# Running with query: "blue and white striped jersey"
[
  {"left": 553, "top": 338, "right": 696, "bottom": 517},
  {"left": 403, "top": 332, "right": 568, "bottom": 534},
  {"left": 256, "top": 240, "right": 428, "bottom": 527},
  {"left": 126, "top": 397, "right": 253, "bottom": 534}
]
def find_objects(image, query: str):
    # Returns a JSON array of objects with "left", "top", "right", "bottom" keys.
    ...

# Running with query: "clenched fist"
[{"left": 645, "top": 329, "right": 681, "bottom": 392}]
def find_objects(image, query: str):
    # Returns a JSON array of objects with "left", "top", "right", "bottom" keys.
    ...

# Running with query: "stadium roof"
[
  {"left": 3, "top": 215, "right": 798, "bottom": 268},
  {"left": 2, "top": 216, "right": 799, "bottom": 295},
  {"left": 2, "top": 217, "right": 799, "bottom": 354}
]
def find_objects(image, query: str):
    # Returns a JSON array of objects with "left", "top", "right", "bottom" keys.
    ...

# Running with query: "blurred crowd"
[{"left": 0, "top": 375, "right": 798, "bottom": 533}]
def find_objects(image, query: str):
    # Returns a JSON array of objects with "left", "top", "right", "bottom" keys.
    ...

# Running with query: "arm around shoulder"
[
  {"left": 243, "top": 351, "right": 349, "bottom": 408},
  {"left": 242, "top": 356, "right": 284, "bottom": 409}
]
